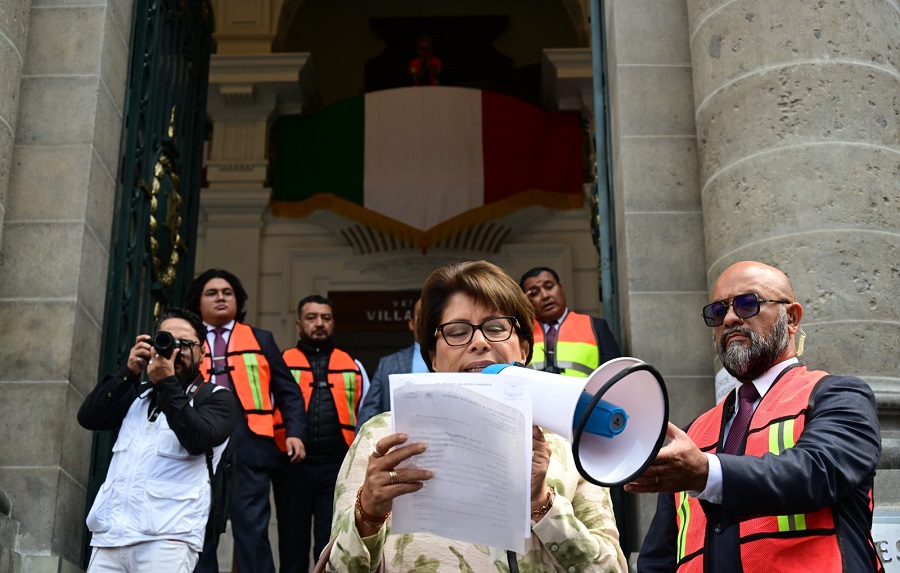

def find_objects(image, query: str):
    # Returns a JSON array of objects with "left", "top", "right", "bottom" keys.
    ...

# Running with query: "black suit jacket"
[{"left": 638, "top": 371, "right": 882, "bottom": 572}]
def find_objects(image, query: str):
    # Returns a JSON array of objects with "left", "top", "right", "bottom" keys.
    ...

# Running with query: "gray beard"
[{"left": 716, "top": 309, "right": 789, "bottom": 382}]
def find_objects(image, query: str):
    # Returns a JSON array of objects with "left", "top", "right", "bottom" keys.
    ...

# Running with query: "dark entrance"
[{"left": 329, "top": 290, "right": 420, "bottom": 377}]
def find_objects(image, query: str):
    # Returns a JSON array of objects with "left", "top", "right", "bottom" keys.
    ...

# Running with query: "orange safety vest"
[
  {"left": 675, "top": 365, "right": 857, "bottom": 573},
  {"left": 281, "top": 347, "right": 362, "bottom": 449},
  {"left": 530, "top": 312, "right": 599, "bottom": 376},
  {"left": 200, "top": 322, "right": 276, "bottom": 438}
]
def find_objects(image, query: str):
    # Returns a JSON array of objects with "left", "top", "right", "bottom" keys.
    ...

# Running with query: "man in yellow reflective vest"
[
  {"left": 627, "top": 261, "right": 883, "bottom": 572},
  {"left": 186, "top": 269, "right": 307, "bottom": 573},
  {"left": 279, "top": 294, "right": 367, "bottom": 573},
  {"left": 520, "top": 267, "right": 621, "bottom": 377}
]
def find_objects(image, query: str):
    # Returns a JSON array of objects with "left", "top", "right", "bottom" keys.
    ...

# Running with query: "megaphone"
[{"left": 482, "top": 357, "right": 668, "bottom": 487}]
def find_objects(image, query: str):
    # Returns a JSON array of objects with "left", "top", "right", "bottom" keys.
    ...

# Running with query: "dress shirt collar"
[
  {"left": 542, "top": 308, "right": 569, "bottom": 332},
  {"left": 749, "top": 356, "right": 800, "bottom": 399},
  {"left": 205, "top": 319, "right": 235, "bottom": 333}
]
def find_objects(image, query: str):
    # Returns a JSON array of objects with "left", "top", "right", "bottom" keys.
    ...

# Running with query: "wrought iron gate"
[{"left": 82, "top": 0, "right": 212, "bottom": 566}]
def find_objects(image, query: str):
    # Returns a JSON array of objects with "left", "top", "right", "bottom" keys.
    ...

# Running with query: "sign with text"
[
  {"left": 330, "top": 290, "right": 420, "bottom": 331},
  {"left": 875, "top": 510, "right": 900, "bottom": 571}
]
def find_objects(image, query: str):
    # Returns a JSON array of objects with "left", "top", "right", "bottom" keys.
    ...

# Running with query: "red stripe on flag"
[{"left": 481, "top": 91, "right": 583, "bottom": 204}]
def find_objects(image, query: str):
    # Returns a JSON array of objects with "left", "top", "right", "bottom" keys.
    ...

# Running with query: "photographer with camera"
[{"left": 78, "top": 308, "right": 236, "bottom": 573}]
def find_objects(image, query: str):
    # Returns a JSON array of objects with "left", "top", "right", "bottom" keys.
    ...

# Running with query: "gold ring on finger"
[{"left": 389, "top": 470, "right": 399, "bottom": 485}]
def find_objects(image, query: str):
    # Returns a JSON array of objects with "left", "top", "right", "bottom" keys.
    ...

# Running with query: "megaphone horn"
[
  {"left": 483, "top": 357, "right": 669, "bottom": 487},
  {"left": 572, "top": 360, "right": 668, "bottom": 487}
]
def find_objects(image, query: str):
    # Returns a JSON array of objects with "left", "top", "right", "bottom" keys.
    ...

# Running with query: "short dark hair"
[
  {"left": 418, "top": 260, "right": 535, "bottom": 370},
  {"left": 185, "top": 268, "right": 248, "bottom": 323},
  {"left": 297, "top": 294, "right": 333, "bottom": 317},
  {"left": 519, "top": 267, "right": 561, "bottom": 290},
  {"left": 155, "top": 308, "right": 206, "bottom": 342}
]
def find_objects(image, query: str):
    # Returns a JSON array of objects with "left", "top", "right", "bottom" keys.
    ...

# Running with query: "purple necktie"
[
  {"left": 722, "top": 383, "right": 759, "bottom": 455},
  {"left": 545, "top": 323, "right": 558, "bottom": 357},
  {"left": 212, "top": 327, "right": 232, "bottom": 390}
]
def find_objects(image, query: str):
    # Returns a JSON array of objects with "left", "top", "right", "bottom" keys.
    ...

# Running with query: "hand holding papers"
[{"left": 389, "top": 373, "right": 532, "bottom": 553}]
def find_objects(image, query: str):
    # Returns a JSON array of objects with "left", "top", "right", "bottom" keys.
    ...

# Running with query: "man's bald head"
[{"left": 712, "top": 261, "right": 795, "bottom": 304}]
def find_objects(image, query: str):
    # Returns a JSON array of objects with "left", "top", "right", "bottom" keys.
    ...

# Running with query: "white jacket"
[{"left": 86, "top": 390, "right": 226, "bottom": 552}]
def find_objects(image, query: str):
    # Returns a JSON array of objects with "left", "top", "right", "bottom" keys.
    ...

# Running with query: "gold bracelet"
[
  {"left": 531, "top": 487, "right": 555, "bottom": 518},
  {"left": 355, "top": 487, "right": 391, "bottom": 528}
]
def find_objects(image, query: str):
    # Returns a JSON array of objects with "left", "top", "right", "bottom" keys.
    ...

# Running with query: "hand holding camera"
[{"left": 126, "top": 332, "right": 179, "bottom": 383}]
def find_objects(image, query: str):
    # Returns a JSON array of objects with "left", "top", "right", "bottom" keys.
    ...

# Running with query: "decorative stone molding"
[
  {"left": 203, "top": 55, "right": 316, "bottom": 228},
  {"left": 211, "top": 0, "right": 285, "bottom": 54},
  {"left": 207, "top": 53, "right": 319, "bottom": 119},
  {"left": 541, "top": 48, "right": 593, "bottom": 113},
  {"left": 205, "top": 53, "right": 317, "bottom": 180},
  {"left": 200, "top": 187, "right": 272, "bottom": 225}
]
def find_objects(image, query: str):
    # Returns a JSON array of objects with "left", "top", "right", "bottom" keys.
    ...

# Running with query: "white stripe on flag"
[{"left": 363, "top": 87, "right": 484, "bottom": 231}]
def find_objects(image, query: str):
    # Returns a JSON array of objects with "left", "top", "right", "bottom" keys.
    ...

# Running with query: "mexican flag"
[{"left": 272, "top": 87, "right": 583, "bottom": 246}]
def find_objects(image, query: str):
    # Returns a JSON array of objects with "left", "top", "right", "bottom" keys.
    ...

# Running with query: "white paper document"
[{"left": 388, "top": 373, "right": 533, "bottom": 553}]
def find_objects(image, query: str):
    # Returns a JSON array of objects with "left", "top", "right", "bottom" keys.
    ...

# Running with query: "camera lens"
[{"left": 152, "top": 331, "right": 176, "bottom": 359}]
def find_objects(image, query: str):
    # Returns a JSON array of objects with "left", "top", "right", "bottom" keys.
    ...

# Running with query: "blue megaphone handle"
[
  {"left": 574, "top": 392, "right": 628, "bottom": 438},
  {"left": 481, "top": 363, "right": 628, "bottom": 438}
]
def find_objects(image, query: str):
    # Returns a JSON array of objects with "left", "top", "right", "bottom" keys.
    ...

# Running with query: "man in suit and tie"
[
  {"left": 628, "top": 261, "right": 883, "bottom": 572},
  {"left": 357, "top": 298, "right": 427, "bottom": 427},
  {"left": 186, "top": 268, "right": 307, "bottom": 573},
  {"left": 520, "top": 267, "right": 621, "bottom": 377}
]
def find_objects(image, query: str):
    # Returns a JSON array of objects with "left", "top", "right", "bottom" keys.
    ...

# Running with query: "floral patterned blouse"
[{"left": 323, "top": 413, "right": 628, "bottom": 573}]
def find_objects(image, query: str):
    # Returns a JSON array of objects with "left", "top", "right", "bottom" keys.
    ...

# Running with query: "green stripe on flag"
[{"left": 273, "top": 95, "right": 365, "bottom": 204}]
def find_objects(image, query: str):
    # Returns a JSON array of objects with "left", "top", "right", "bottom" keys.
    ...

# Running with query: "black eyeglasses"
[
  {"left": 176, "top": 339, "right": 201, "bottom": 351},
  {"left": 435, "top": 316, "right": 519, "bottom": 347},
  {"left": 702, "top": 293, "right": 791, "bottom": 327}
]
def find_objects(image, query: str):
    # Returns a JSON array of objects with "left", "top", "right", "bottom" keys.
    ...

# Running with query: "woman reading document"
[{"left": 318, "top": 260, "right": 627, "bottom": 573}]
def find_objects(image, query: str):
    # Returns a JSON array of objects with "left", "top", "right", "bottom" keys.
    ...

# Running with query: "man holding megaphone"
[{"left": 629, "top": 261, "right": 883, "bottom": 573}]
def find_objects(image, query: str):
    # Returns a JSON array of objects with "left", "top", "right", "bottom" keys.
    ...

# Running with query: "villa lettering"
[{"left": 366, "top": 309, "right": 413, "bottom": 322}]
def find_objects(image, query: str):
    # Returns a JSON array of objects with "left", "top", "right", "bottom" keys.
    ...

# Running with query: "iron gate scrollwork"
[{"left": 82, "top": 0, "right": 212, "bottom": 566}]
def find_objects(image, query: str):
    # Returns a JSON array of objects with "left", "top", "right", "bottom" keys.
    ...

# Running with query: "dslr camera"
[{"left": 151, "top": 331, "right": 177, "bottom": 359}]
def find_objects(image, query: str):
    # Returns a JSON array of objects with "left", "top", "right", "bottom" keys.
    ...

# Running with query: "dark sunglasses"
[{"left": 702, "top": 293, "right": 791, "bottom": 327}]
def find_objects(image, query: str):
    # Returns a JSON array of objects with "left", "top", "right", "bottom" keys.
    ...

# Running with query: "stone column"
[
  {"left": 0, "top": 0, "right": 133, "bottom": 570},
  {"left": 199, "top": 53, "right": 316, "bottom": 322},
  {"left": 688, "top": 0, "right": 899, "bottom": 502},
  {"left": 212, "top": 0, "right": 284, "bottom": 54},
  {"left": 602, "top": 0, "right": 709, "bottom": 556},
  {"left": 0, "top": 0, "right": 31, "bottom": 248}
]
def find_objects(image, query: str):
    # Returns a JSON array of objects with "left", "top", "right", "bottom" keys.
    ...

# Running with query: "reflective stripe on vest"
[
  {"left": 282, "top": 347, "right": 362, "bottom": 448},
  {"left": 767, "top": 419, "right": 806, "bottom": 532},
  {"left": 200, "top": 322, "right": 275, "bottom": 437},
  {"left": 530, "top": 312, "right": 599, "bottom": 377},
  {"left": 676, "top": 491, "right": 690, "bottom": 563},
  {"left": 674, "top": 366, "right": 847, "bottom": 573}
]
